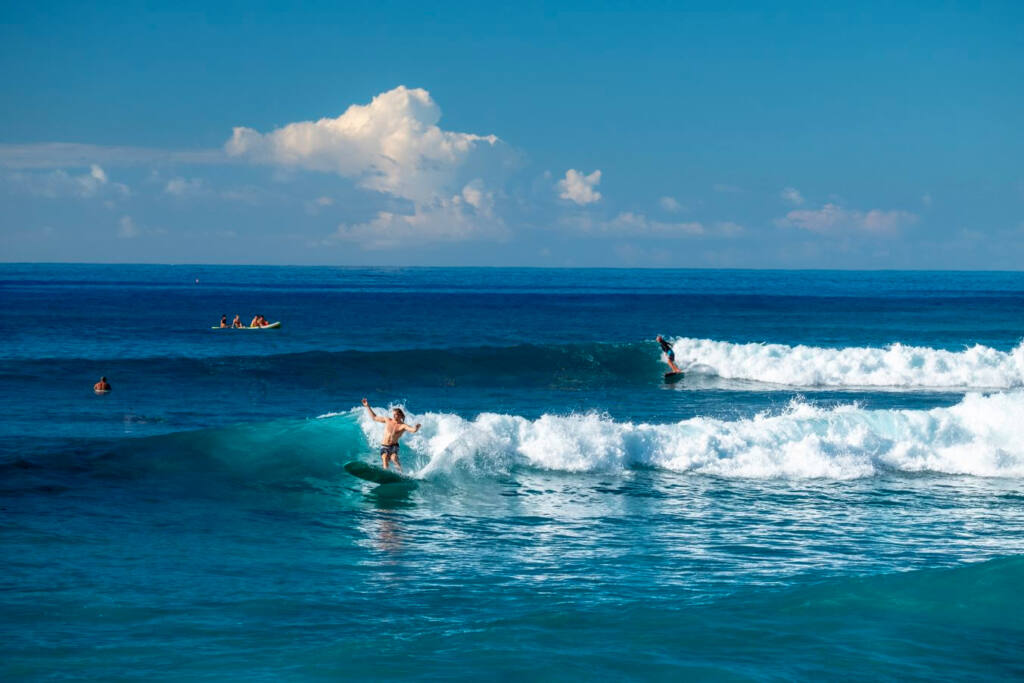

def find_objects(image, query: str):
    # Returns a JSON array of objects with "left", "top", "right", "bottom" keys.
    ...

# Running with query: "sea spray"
[
  {"left": 672, "top": 337, "right": 1024, "bottom": 388},
  {"left": 346, "top": 391, "right": 1024, "bottom": 479}
]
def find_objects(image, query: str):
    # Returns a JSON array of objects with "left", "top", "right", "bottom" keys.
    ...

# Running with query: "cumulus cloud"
[
  {"left": 6, "top": 164, "right": 129, "bottom": 199},
  {"left": 225, "top": 85, "right": 499, "bottom": 205},
  {"left": 775, "top": 203, "right": 917, "bottom": 235},
  {"left": 557, "top": 169, "right": 602, "bottom": 205},
  {"left": 459, "top": 180, "right": 493, "bottom": 213},
  {"left": 225, "top": 86, "right": 510, "bottom": 247},
  {"left": 780, "top": 187, "right": 804, "bottom": 206},
  {"left": 330, "top": 181, "right": 503, "bottom": 250},
  {"left": 659, "top": 196, "right": 683, "bottom": 213}
]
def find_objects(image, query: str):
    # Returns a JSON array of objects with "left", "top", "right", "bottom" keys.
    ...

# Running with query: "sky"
[{"left": 1, "top": 0, "right": 1022, "bottom": 268}]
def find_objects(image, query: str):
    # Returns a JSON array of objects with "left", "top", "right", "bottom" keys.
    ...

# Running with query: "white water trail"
[
  {"left": 343, "top": 392, "right": 1024, "bottom": 480},
  {"left": 671, "top": 338, "right": 1024, "bottom": 389}
]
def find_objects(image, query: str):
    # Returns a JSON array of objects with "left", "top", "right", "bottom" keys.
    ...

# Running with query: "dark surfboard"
[
  {"left": 344, "top": 460, "right": 409, "bottom": 485},
  {"left": 664, "top": 372, "right": 684, "bottom": 383}
]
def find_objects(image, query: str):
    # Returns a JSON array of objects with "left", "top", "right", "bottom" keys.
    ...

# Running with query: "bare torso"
[{"left": 381, "top": 419, "right": 411, "bottom": 446}]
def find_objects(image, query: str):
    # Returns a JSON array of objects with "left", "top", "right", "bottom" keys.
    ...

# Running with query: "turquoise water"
[{"left": 2, "top": 265, "right": 1023, "bottom": 679}]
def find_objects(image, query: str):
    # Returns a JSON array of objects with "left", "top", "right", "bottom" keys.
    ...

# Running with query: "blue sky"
[{"left": 1, "top": 1, "right": 1022, "bottom": 267}]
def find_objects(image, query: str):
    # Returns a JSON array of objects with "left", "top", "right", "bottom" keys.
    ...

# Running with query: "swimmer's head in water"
[
  {"left": 393, "top": 408, "right": 406, "bottom": 422},
  {"left": 100, "top": 377, "right": 107, "bottom": 382}
]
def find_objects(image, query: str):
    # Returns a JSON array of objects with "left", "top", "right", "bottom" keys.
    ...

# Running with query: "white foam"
[
  {"left": 347, "top": 393, "right": 1024, "bottom": 480},
  {"left": 671, "top": 337, "right": 1024, "bottom": 389}
]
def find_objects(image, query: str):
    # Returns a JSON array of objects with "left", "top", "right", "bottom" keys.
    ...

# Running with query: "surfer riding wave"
[
  {"left": 362, "top": 398, "right": 421, "bottom": 472},
  {"left": 657, "top": 335, "right": 681, "bottom": 374}
]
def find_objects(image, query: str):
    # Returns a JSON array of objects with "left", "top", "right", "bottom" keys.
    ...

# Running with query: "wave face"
[
  {"left": 346, "top": 391, "right": 1024, "bottom": 479},
  {"left": 13, "top": 336, "right": 1022, "bottom": 393},
  {"left": 0, "top": 342, "right": 658, "bottom": 387},
  {"left": 672, "top": 337, "right": 1024, "bottom": 389}
]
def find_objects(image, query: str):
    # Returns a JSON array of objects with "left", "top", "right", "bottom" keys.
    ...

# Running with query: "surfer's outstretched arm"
[
  {"left": 361, "top": 398, "right": 387, "bottom": 423},
  {"left": 404, "top": 423, "right": 422, "bottom": 433}
]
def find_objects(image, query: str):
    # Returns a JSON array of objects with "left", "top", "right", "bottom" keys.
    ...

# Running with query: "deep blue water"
[{"left": 2, "top": 264, "right": 1023, "bottom": 680}]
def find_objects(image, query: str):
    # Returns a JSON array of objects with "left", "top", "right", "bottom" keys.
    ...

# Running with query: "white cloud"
[
  {"left": 659, "top": 196, "right": 683, "bottom": 213},
  {"left": 330, "top": 182, "right": 503, "bottom": 250},
  {"left": 7, "top": 164, "right": 129, "bottom": 199},
  {"left": 557, "top": 169, "right": 602, "bottom": 205},
  {"left": 460, "top": 182, "right": 484, "bottom": 210},
  {"left": 567, "top": 212, "right": 742, "bottom": 238},
  {"left": 226, "top": 85, "right": 499, "bottom": 204},
  {"left": 117, "top": 215, "right": 165, "bottom": 239},
  {"left": 459, "top": 180, "right": 495, "bottom": 215},
  {"left": 304, "top": 195, "right": 336, "bottom": 215},
  {"left": 0, "top": 143, "right": 224, "bottom": 169},
  {"left": 921, "top": 193, "right": 933, "bottom": 206},
  {"left": 118, "top": 215, "right": 139, "bottom": 238},
  {"left": 605, "top": 211, "right": 702, "bottom": 235},
  {"left": 775, "top": 203, "right": 917, "bottom": 235},
  {"left": 714, "top": 221, "right": 745, "bottom": 236},
  {"left": 860, "top": 209, "right": 918, "bottom": 232},
  {"left": 164, "top": 177, "right": 203, "bottom": 196},
  {"left": 780, "top": 187, "right": 804, "bottom": 206},
  {"left": 226, "top": 86, "right": 509, "bottom": 247}
]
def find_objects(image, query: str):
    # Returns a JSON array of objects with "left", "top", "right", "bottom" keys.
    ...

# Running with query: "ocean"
[{"left": 2, "top": 264, "right": 1023, "bottom": 680}]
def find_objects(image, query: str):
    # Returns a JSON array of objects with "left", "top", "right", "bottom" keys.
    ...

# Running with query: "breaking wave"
[
  {"left": 345, "top": 391, "right": 1024, "bottom": 480},
  {"left": 671, "top": 337, "right": 1024, "bottom": 389}
]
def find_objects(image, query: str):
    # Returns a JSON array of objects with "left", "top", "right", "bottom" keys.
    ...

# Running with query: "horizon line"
[{"left": 2, "top": 261, "right": 1023, "bottom": 274}]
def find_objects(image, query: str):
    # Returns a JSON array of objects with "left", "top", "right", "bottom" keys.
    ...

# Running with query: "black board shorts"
[{"left": 380, "top": 443, "right": 400, "bottom": 457}]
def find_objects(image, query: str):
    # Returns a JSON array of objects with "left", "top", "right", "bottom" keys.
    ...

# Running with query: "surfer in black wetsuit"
[
  {"left": 656, "top": 336, "right": 681, "bottom": 374},
  {"left": 362, "top": 398, "right": 421, "bottom": 472}
]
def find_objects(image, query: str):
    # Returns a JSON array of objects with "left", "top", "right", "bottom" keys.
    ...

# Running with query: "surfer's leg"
[
  {"left": 667, "top": 351, "right": 680, "bottom": 373},
  {"left": 381, "top": 449, "right": 389, "bottom": 469},
  {"left": 390, "top": 452, "right": 403, "bottom": 473}
]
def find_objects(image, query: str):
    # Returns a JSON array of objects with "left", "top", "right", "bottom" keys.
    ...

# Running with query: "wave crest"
[
  {"left": 350, "top": 391, "right": 1024, "bottom": 480},
  {"left": 672, "top": 337, "right": 1024, "bottom": 389}
]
